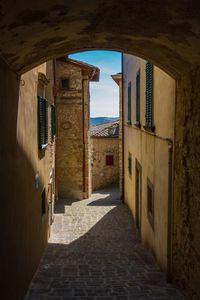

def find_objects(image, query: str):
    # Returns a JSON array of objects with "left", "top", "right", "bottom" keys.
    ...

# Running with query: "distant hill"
[{"left": 90, "top": 117, "right": 119, "bottom": 126}]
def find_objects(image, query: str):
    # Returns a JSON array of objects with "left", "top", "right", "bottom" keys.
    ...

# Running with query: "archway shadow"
[{"left": 26, "top": 200, "right": 184, "bottom": 299}]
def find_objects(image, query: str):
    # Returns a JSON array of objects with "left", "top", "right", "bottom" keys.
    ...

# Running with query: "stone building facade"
[
  {"left": 111, "top": 73, "right": 123, "bottom": 199},
  {"left": 123, "top": 54, "right": 175, "bottom": 273},
  {"left": 55, "top": 57, "right": 99, "bottom": 200},
  {"left": 91, "top": 121, "right": 119, "bottom": 191}
]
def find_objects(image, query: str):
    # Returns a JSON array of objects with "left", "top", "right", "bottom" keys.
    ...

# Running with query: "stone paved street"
[{"left": 25, "top": 187, "right": 185, "bottom": 300}]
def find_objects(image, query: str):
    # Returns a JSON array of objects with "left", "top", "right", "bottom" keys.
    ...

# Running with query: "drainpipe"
[
  {"left": 121, "top": 52, "right": 125, "bottom": 202},
  {"left": 166, "top": 139, "right": 173, "bottom": 282},
  {"left": 82, "top": 78, "right": 87, "bottom": 196},
  {"left": 52, "top": 59, "right": 58, "bottom": 201}
]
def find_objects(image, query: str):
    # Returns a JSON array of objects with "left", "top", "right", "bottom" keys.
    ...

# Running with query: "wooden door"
[{"left": 135, "top": 160, "right": 142, "bottom": 233}]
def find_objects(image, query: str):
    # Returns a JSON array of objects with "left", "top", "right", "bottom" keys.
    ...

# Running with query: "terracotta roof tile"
[{"left": 90, "top": 120, "right": 119, "bottom": 137}]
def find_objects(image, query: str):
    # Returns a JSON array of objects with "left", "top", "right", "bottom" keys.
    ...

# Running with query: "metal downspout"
[
  {"left": 121, "top": 52, "right": 125, "bottom": 202},
  {"left": 82, "top": 78, "right": 86, "bottom": 196}
]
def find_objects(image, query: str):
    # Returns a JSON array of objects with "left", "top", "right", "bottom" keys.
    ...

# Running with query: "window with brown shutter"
[{"left": 106, "top": 155, "right": 114, "bottom": 166}]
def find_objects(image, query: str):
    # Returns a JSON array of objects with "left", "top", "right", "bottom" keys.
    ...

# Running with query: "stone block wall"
[
  {"left": 56, "top": 60, "right": 91, "bottom": 200},
  {"left": 91, "top": 137, "right": 119, "bottom": 190},
  {"left": 119, "top": 79, "right": 123, "bottom": 199},
  {"left": 173, "top": 67, "right": 200, "bottom": 299}
]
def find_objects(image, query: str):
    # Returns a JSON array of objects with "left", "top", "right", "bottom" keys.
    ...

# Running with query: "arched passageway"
[
  {"left": 0, "top": 1, "right": 200, "bottom": 299},
  {"left": 0, "top": 0, "right": 199, "bottom": 76}
]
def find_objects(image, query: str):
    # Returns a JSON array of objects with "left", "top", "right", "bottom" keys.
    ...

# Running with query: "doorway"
[{"left": 135, "top": 159, "right": 142, "bottom": 233}]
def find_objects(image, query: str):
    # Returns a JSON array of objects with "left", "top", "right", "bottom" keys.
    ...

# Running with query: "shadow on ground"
[
  {"left": 55, "top": 186, "right": 120, "bottom": 213},
  {"left": 25, "top": 187, "right": 184, "bottom": 300}
]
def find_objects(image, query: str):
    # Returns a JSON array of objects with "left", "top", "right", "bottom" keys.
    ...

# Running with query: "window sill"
[
  {"left": 134, "top": 123, "right": 141, "bottom": 128},
  {"left": 40, "top": 143, "right": 48, "bottom": 150},
  {"left": 143, "top": 125, "right": 155, "bottom": 133}
]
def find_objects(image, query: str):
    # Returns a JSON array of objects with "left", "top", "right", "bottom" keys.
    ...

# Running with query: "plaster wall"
[
  {"left": 91, "top": 137, "right": 119, "bottom": 190},
  {"left": 117, "top": 77, "right": 123, "bottom": 199},
  {"left": 56, "top": 60, "right": 90, "bottom": 200},
  {"left": 0, "top": 58, "right": 55, "bottom": 300},
  {"left": 123, "top": 54, "right": 175, "bottom": 270}
]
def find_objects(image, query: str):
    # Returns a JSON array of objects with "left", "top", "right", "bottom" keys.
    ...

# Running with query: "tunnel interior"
[{"left": 0, "top": 1, "right": 200, "bottom": 299}]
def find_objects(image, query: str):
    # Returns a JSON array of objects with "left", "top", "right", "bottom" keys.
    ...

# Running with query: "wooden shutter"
[
  {"left": 145, "top": 63, "right": 153, "bottom": 128},
  {"left": 136, "top": 70, "right": 140, "bottom": 124},
  {"left": 38, "top": 96, "right": 43, "bottom": 149},
  {"left": 44, "top": 99, "right": 48, "bottom": 145},
  {"left": 128, "top": 82, "right": 131, "bottom": 123}
]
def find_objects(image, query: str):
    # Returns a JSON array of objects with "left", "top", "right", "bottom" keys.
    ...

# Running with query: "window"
[
  {"left": 41, "top": 188, "right": 46, "bottom": 216},
  {"left": 106, "top": 155, "right": 114, "bottom": 166},
  {"left": 51, "top": 105, "right": 56, "bottom": 138},
  {"left": 145, "top": 63, "right": 154, "bottom": 131},
  {"left": 135, "top": 70, "right": 140, "bottom": 126},
  {"left": 128, "top": 153, "right": 132, "bottom": 175},
  {"left": 61, "top": 78, "right": 69, "bottom": 89},
  {"left": 38, "top": 96, "right": 48, "bottom": 150},
  {"left": 147, "top": 178, "right": 154, "bottom": 230},
  {"left": 127, "top": 81, "right": 132, "bottom": 124}
]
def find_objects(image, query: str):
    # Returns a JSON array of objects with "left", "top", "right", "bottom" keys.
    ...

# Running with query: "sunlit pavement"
[{"left": 25, "top": 187, "right": 184, "bottom": 300}]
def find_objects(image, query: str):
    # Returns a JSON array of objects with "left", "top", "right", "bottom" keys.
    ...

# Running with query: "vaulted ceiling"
[{"left": 0, "top": 0, "right": 199, "bottom": 76}]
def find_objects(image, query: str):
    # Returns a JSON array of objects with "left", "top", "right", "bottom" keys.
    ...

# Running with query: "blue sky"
[{"left": 69, "top": 50, "right": 122, "bottom": 117}]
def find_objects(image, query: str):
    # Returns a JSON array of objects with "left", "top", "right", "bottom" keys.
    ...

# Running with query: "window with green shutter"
[
  {"left": 145, "top": 62, "right": 154, "bottom": 131},
  {"left": 127, "top": 81, "right": 132, "bottom": 124},
  {"left": 51, "top": 105, "right": 56, "bottom": 138},
  {"left": 136, "top": 70, "right": 140, "bottom": 126},
  {"left": 38, "top": 96, "right": 48, "bottom": 150}
]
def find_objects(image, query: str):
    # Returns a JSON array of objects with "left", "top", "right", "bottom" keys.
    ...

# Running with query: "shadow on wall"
[
  {"left": 0, "top": 59, "right": 49, "bottom": 300},
  {"left": 25, "top": 202, "right": 184, "bottom": 299}
]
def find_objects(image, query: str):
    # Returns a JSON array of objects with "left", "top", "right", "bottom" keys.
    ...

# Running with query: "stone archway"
[
  {"left": 0, "top": 1, "right": 200, "bottom": 299},
  {"left": 0, "top": 0, "right": 199, "bottom": 76}
]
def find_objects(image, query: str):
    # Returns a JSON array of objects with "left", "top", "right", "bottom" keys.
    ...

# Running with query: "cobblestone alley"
[{"left": 25, "top": 188, "right": 184, "bottom": 300}]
